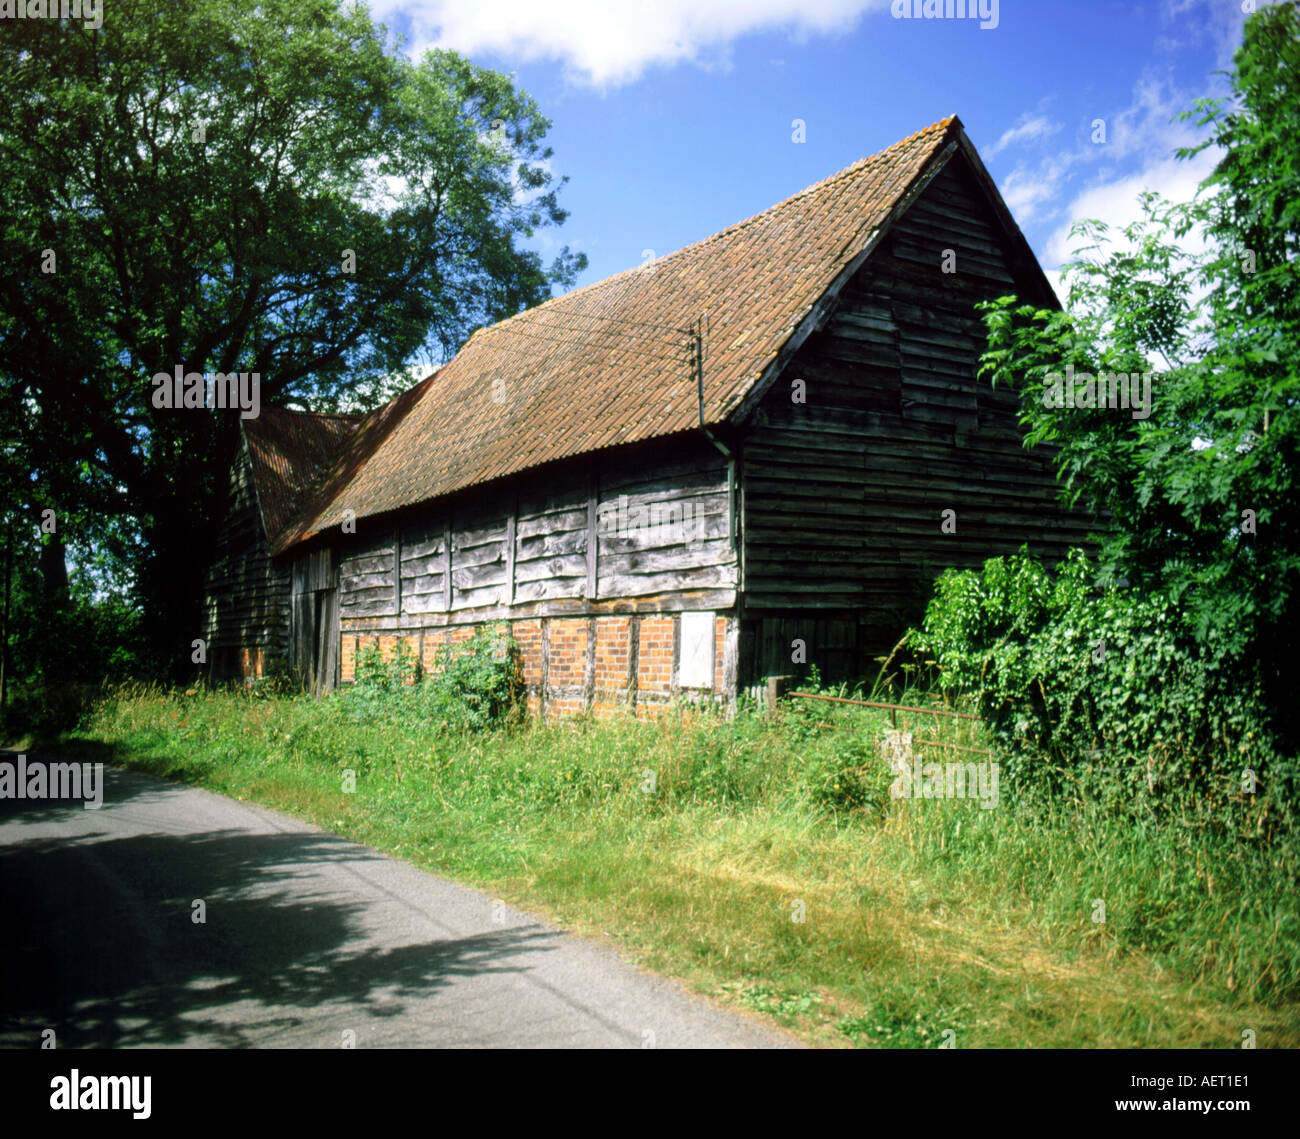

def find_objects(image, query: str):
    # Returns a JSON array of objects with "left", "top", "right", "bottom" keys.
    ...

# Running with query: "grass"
[{"left": 34, "top": 679, "right": 1300, "bottom": 1048}]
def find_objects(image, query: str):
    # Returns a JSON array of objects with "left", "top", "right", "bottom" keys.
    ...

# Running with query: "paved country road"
[{"left": 0, "top": 758, "right": 796, "bottom": 1049}]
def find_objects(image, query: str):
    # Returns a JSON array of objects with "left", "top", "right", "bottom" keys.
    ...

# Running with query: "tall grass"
[{"left": 65, "top": 680, "right": 1300, "bottom": 1047}]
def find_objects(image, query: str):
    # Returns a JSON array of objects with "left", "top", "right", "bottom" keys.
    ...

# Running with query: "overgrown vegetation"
[
  {"left": 911, "top": 547, "right": 1294, "bottom": 829},
  {"left": 343, "top": 623, "right": 525, "bottom": 733},
  {"left": 973, "top": 3, "right": 1300, "bottom": 777}
]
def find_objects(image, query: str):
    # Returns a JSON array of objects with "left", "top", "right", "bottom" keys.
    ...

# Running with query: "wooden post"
[
  {"left": 766, "top": 674, "right": 794, "bottom": 717},
  {"left": 442, "top": 514, "right": 452, "bottom": 612},
  {"left": 540, "top": 617, "right": 551, "bottom": 721},
  {"left": 722, "top": 616, "right": 739, "bottom": 710},
  {"left": 504, "top": 499, "right": 517, "bottom": 607},
  {"left": 627, "top": 614, "right": 640, "bottom": 711}
]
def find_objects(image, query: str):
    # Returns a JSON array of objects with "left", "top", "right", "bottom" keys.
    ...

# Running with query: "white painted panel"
[{"left": 678, "top": 611, "right": 715, "bottom": 689}]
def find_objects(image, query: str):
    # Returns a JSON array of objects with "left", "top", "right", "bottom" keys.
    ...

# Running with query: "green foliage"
[
  {"left": 912, "top": 548, "right": 1292, "bottom": 824},
  {"left": 341, "top": 625, "right": 523, "bottom": 733},
  {"left": 838, "top": 1004, "right": 971, "bottom": 1048},
  {"left": 972, "top": 4, "right": 1300, "bottom": 766},
  {"left": 722, "top": 983, "right": 823, "bottom": 1023},
  {"left": 423, "top": 626, "right": 525, "bottom": 731},
  {"left": 0, "top": 0, "right": 585, "bottom": 669}
]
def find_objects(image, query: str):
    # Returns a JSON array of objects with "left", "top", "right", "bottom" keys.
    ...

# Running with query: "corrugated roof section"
[{"left": 275, "top": 115, "right": 962, "bottom": 553}]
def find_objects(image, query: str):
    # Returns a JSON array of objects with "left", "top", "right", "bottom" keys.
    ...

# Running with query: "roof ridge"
[
  {"left": 471, "top": 113, "right": 962, "bottom": 341},
  {"left": 254, "top": 406, "right": 363, "bottom": 423}
]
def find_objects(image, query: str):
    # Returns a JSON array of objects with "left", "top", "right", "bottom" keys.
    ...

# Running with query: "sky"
[{"left": 363, "top": 0, "right": 1258, "bottom": 309}]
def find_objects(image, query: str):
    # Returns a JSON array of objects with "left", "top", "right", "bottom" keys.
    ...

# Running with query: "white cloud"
[
  {"left": 1000, "top": 157, "right": 1067, "bottom": 224},
  {"left": 1159, "top": 0, "right": 1254, "bottom": 68},
  {"left": 987, "top": 114, "right": 1061, "bottom": 157},
  {"left": 369, "top": 0, "right": 888, "bottom": 87},
  {"left": 1042, "top": 148, "right": 1219, "bottom": 270}
]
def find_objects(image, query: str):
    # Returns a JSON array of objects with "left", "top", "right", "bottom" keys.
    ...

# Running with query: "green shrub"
[
  {"left": 911, "top": 547, "right": 1295, "bottom": 825},
  {"left": 340, "top": 625, "right": 522, "bottom": 732}
]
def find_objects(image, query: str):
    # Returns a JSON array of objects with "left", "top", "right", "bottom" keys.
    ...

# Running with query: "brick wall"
[
  {"left": 337, "top": 611, "right": 735, "bottom": 720},
  {"left": 637, "top": 616, "right": 674, "bottom": 697}
]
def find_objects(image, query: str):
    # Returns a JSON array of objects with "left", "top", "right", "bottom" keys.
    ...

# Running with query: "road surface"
[{"left": 0, "top": 757, "right": 795, "bottom": 1048}]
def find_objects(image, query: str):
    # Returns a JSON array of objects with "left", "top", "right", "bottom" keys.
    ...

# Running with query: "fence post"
[{"left": 766, "top": 675, "right": 794, "bottom": 717}]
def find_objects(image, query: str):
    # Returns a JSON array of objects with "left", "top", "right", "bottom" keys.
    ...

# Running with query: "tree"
[
  {"left": 0, "top": 0, "right": 585, "bottom": 675},
  {"left": 975, "top": 2, "right": 1300, "bottom": 752}
]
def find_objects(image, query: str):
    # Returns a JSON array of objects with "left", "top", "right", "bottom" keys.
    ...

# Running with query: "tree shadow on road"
[{"left": 0, "top": 794, "right": 563, "bottom": 1047}]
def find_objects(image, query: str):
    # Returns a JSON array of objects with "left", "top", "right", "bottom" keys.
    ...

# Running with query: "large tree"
[{"left": 0, "top": 0, "right": 584, "bottom": 674}]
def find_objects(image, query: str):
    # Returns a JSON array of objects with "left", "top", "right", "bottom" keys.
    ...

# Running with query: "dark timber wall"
[
  {"left": 202, "top": 439, "right": 290, "bottom": 679},
  {"left": 738, "top": 152, "right": 1096, "bottom": 683}
]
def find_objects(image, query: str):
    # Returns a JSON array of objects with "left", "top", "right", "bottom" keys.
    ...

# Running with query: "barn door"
[{"left": 290, "top": 549, "right": 337, "bottom": 695}]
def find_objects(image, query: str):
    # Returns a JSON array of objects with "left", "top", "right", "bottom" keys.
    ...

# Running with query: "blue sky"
[{"left": 370, "top": 0, "right": 1256, "bottom": 305}]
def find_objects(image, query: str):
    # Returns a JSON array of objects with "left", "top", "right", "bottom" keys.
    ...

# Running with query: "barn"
[{"left": 201, "top": 114, "right": 1094, "bottom": 715}]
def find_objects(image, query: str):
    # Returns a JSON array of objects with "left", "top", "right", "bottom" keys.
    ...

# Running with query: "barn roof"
[
  {"left": 271, "top": 114, "right": 1040, "bottom": 555},
  {"left": 242, "top": 407, "right": 362, "bottom": 542}
]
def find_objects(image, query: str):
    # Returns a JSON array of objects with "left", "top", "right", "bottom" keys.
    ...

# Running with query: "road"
[{"left": 0, "top": 757, "right": 795, "bottom": 1048}]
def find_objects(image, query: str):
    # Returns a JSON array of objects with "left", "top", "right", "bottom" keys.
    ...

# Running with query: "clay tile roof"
[
  {"left": 274, "top": 115, "right": 963, "bottom": 554},
  {"left": 242, "top": 406, "right": 363, "bottom": 541}
]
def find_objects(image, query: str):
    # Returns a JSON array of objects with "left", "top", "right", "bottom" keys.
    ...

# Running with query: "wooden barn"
[{"left": 201, "top": 114, "right": 1094, "bottom": 714}]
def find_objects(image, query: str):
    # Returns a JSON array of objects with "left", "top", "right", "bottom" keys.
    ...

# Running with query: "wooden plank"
[
  {"left": 517, "top": 507, "right": 587, "bottom": 540},
  {"left": 586, "top": 472, "right": 598, "bottom": 601},
  {"left": 596, "top": 563, "right": 737, "bottom": 599},
  {"left": 515, "top": 529, "right": 588, "bottom": 560},
  {"left": 504, "top": 500, "right": 516, "bottom": 606},
  {"left": 442, "top": 514, "right": 451, "bottom": 611}
]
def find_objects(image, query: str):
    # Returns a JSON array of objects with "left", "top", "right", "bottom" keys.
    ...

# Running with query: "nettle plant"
[{"left": 345, "top": 624, "right": 523, "bottom": 732}]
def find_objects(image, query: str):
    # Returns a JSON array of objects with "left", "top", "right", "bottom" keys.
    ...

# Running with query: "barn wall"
[
  {"left": 325, "top": 435, "right": 741, "bottom": 710},
  {"left": 202, "top": 438, "right": 290, "bottom": 680},
  {"left": 333, "top": 435, "right": 737, "bottom": 633},
  {"left": 740, "top": 151, "right": 1096, "bottom": 680}
]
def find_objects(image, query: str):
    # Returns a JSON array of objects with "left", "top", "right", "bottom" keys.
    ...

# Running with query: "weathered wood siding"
[
  {"left": 202, "top": 438, "right": 289, "bottom": 676},
  {"left": 332, "top": 436, "right": 738, "bottom": 635},
  {"left": 740, "top": 151, "right": 1096, "bottom": 668}
]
